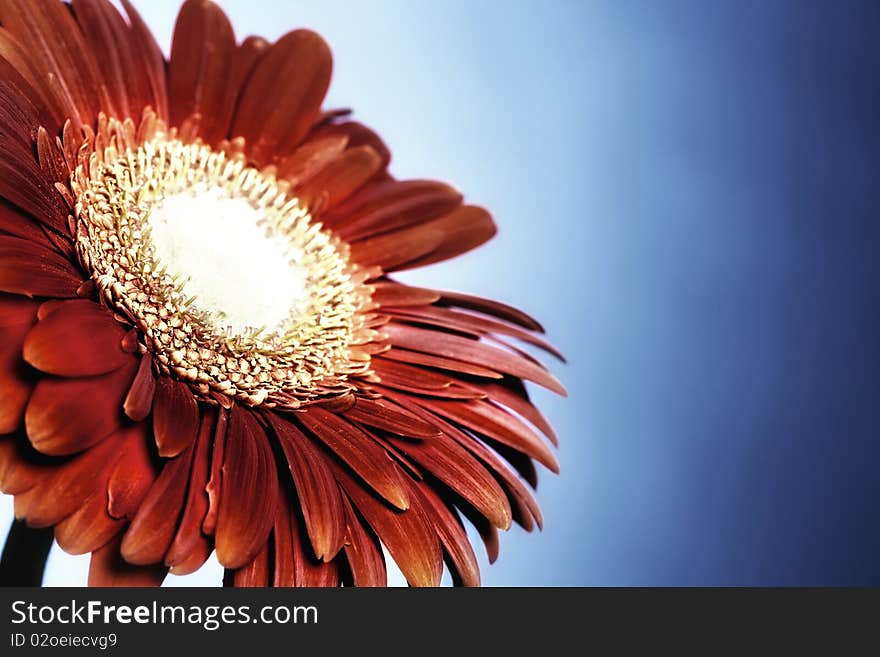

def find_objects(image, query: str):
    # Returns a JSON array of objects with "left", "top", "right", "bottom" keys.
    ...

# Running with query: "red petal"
[
  {"left": 384, "top": 304, "right": 565, "bottom": 361},
  {"left": 233, "top": 540, "right": 271, "bottom": 587},
  {"left": 328, "top": 179, "right": 462, "bottom": 242},
  {"left": 168, "top": 540, "right": 212, "bottom": 576},
  {"left": 390, "top": 433, "right": 512, "bottom": 530},
  {"left": 165, "top": 409, "right": 214, "bottom": 569},
  {"left": 215, "top": 407, "right": 278, "bottom": 569},
  {"left": 291, "top": 507, "right": 339, "bottom": 587},
  {"left": 88, "top": 534, "right": 167, "bottom": 586},
  {"left": 0, "top": 297, "right": 37, "bottom": 433},
  {"left": 297, "top": 407, "right": 409, "bottom": 510},
  {"left": 276, "top": 134, "right": 348, "bottom": 185},
  {"left": 309, "top": 121, "right": 390, "bottom": 171},
  {"left": 169, "top": 0, "right": 235, "bottom": 143},
  {"left": 379, "top": 348, "right": 503, "bottom": 380},
  {"left": 16, "top": 431, "right": 123, "bottom": 528},
  {"left": 266, "top": 413, "right": 346, "bottom": 561},
  {"left": 297, "top": 145, "right": 383, "bottom": 212},
  {"left": 0, "top": 236, "right": 82, "bottom": 298},
  {"left": 471, "top": 378, "right": 559, "bottom": 446},
  {"left": 107, "top": 423, "right": 157, "bottom": 520},
  {"left": 25, "top": 359, "right": 137, "bottom": 456},
  {"left": 152, "top": 376, "right": 199, "bottom": 458},
  {"left": 420, "top": 398, "right": 559, "bottom": 473},
  {"left": 383, "top": 322, "right": 566, "bottom": 395},
  {"left": 23, "top": 299, "right": 129, "bottom": 376},
  {"left": 0, "top": 0, "right": 110, "bottom": 128},
  {"left": 0, "top": 436, "right": 45, "bottom": 495},
  {"left": 415, "top": 484, "right": 480, "bottom": 587},
  {"left": 120, "top": 0, "right": 169, "bottom": 118},
  {"left": 272, "top": 494, "right": 295, "bottom": 587},
  {"left": 437, "top": 290, "right": 544, "bottom": 332},
  {"left": 343, "top": 396, "right": 442, "bottom": 439},
  {"left": 369, "top": 281, "right": 441, "bottom": 308},
  {"left": 123, "top": 354, "right": 155, "bottom": 422},
  {"left": 202, "top": 406, "right": 227, "bottom": 536},
  {"left": 340, "top": 494, "right": 386, "bottom": 587},
  {"left": 336, "top": 467, "right": 442, "bottom": 587},
  {"left": 350, "top": 205, "right": 496, "bottom": 272},
  {"left": 54, "top": 490, "right": 124, "bottom": 555},
  {"left": 120, "top": 442, "right": 195, "bottom": 565},
  {"left": 232, "top": 29, "right": 332, "bottom": 164}
]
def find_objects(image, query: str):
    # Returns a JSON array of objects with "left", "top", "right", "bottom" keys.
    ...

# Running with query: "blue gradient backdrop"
[{"left": 4, "top": 0, "right": 878, "bottom": 585}]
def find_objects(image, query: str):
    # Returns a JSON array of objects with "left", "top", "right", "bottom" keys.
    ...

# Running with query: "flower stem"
[{"left": 0, "top": 519, "right": 53, "bottom": 586}]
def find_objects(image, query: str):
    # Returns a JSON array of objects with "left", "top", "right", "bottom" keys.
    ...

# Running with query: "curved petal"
[
  {"left": 297, "top": 407, "right": 409, "bottom": 510},
  {"left": 123, "top": 354, "right": 156, "bottom": 422},
  {"left": 54, "top": 490, "right": 123, "bottom": 555},
  {"left": 266, "top": 412, "right": 346, "bottom": 561},
  {"left": 231, "top": 29, "right": 332, "bottom": 164},
  {"left": 326, "top": 179, "right": 462, "bottom": 242},
  {"left": 296, "top": 145, "right": 383, "bottom": 212},
  {"left": 165, "top": 409, "right": 214, "bottom": 571},
  {"left": 22, "top": 299, "right": 129, "bottom": 377},
  {"left": 349, "top": 205, "right": 496, "bottom": 272},
  {"left": 24, "top": 359, "right": 137, "bottom": 456},
  {"left": 152, "top": 376, "right": 199, "bottom": 458},
  {"left": 340, "top": 493, "right": 386, "bottom": 587},
  {"left": 120, "top": 440, "right": 194, "bottom": 565},
  {"left": 88, "top": 534, "right": 167, "bottom": 586},
  {"left": 215, "top": 407, "right": 278, "bottom": 569},
  {"left": 169, "top": 0, "right": 236, "bottom": 143},
  {"left": 335, "top": 466, "right": 442, "bottom": 587}
]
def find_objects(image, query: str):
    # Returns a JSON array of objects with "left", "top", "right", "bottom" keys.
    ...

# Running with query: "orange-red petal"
[{"left": 22, "top": 299, "right": 129, "bottom": 377}]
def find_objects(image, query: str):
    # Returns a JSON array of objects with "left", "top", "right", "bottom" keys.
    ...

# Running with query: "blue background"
[{"left": 4, "top": 0, "right": 879, "bottom": 585}]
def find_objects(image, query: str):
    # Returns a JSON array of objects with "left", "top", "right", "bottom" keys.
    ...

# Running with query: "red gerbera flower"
[{"left": 0, "top": 0, "right": 564, "bottom": 587}]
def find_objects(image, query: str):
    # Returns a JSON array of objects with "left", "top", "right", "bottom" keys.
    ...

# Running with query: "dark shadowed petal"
[
  {"left": 0, "top": 296, "right": 38, "bottom": 433},
  {"left": 88, "top": 534, "right": 167, "bottom": 586}
]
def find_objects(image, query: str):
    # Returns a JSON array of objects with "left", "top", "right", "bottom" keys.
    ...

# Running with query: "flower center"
[
  {"left": 147, "top": 187, "right": 309, "bottom": 334},
  {"left": 70, "top": 122, "right": 375, "bottom": 408}
]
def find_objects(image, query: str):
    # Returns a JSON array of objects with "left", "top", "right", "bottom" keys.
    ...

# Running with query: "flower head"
[{"left": 0, "top": 0, "right": 564, "bottom": 586}]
